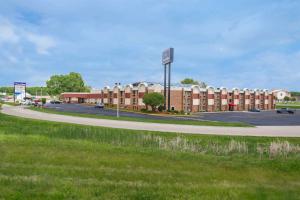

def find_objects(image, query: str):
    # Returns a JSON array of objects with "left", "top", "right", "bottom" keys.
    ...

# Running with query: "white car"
[
  {"left": 95, "top": 103, "right": 105, "bottom": 109},
  {"left": 21, "top": 100, "right": 32, "bottom": 105}
]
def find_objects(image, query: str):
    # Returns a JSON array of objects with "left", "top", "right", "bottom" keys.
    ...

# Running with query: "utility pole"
[{"left": 115, "top": 82, "right": 121, "bottom": 118}]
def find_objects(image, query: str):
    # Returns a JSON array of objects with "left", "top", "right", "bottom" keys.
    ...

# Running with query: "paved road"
[{"left": 2, "top": 105, "right": 300, "bottom": 137}]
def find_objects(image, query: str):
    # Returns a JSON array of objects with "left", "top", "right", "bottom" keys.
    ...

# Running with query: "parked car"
[
  {"left": 276, "top": 108, "right": 295, "bottom": 114},
  {"left": 21, "top": 100, "right": 32, "bottom": 105},
  {"left": 249, "top": 108, "right": 261, "bottom": 112},
  {"left": 95, "top": 103, "right": 104, "bottom": 109},
  {"left": 32, "top": 100, "right": 41, "bottom": 107},
  {"left": 50, "top": 100, "right": 62, "bottom": 104}
]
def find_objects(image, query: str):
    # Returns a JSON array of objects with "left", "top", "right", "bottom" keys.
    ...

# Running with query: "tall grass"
[{"left": 0, "top": 113, "right": 299, "bottom": 159}]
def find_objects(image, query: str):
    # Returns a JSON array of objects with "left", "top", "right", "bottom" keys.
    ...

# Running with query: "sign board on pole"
[
  {"left": 14, "top": 82, "right": 26, "bottom": 101},
  {"left": 162, "top": 48, "right": 174, "bottom": 65}
]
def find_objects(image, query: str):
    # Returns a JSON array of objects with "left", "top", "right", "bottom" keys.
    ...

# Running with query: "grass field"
[
  {"left": 28, "top": 106, "right": 252, "bottom": 127},
  {"left": 1, "top": 102, "right": 19, "bottom": 106},
  {"left": 0, "top": 113, "right": 300, "bottom": 199},
  {"left": 276, "top": 103, "right": 300, "bottom": 109}
]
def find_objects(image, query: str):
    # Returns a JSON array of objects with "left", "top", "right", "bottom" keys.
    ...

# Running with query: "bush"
[
  {"left": 158, "top": 105, "right": 164, "bottom": 112},
  {"left": 140, "top": 108, "right": 148, "bottom": 112},
  {"left": 41, "top": 98, "right": 47, "bottom": 105},
  {"left": 0, "top": 103, "right": 2, "bottom": 110},
  {"left": 171, "top": 110, "right": 179, "bottom": 114}
]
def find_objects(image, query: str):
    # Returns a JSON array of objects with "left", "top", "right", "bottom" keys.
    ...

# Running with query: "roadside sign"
[
  {"left": 162, "top": 48, "right": 174, "bottom": 65},
  {"left": 14, "top": 82, "right": 26, "bottom": 102}
]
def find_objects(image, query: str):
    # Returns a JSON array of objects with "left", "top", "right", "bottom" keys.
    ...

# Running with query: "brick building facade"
[{"left": 61, "top": 82, "right": 276, "bottom": 112}]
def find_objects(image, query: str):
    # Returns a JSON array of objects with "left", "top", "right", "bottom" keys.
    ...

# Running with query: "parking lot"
[
  {"left": 44, "top": 103, "right": 300, "bottom": 126},
  {"left": 44, "top": 103, "right": 176, "bottom": 121},
  {"left": 197, "top": 110, "right": 300, "bottom": 126}
]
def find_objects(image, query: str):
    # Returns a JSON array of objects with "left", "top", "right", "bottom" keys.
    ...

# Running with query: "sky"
[{"left": 0, "top": 0, "right": 300, "bottom": 90}]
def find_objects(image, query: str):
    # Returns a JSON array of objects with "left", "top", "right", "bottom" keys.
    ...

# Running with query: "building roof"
[{"left": 61, "top": 93, "right": 101, "bottom": 98}]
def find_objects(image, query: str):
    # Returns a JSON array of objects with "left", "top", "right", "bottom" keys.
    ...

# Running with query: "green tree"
[
  {"left": 181, "top": 78, "right": 207, "bottom": 88},
  {"left": 41, "top": 98, "right": 47, "bottom": 105},
  {"left": 143, "top": 92, "right": 164, "bottom": 112},
  {"left": 283, "top": 96, "right": 290, "bottom": 101},
  {"left": 46, "top": 72, "right": 90, "bottom": 96},
  {"left": 0, "top": 87, "right": 14, "bottom": 95},
  {"left": 26, "top": 87, "right": 48, "bottom": 96}
]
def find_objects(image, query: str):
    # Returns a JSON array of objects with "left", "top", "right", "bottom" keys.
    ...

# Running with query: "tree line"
[{"left": 0, "top": 72, "right": 90, "bottom": 96}]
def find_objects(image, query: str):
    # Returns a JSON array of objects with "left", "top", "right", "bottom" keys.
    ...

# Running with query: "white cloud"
[
  {"left": 0, "top": 20, "right": 19, "bottom": 44},
  {"left": 0, "top": 16, "right": 57, "bottom": 56},
  {"left": 26, "top": 33, "right": 56, "bottom": 55}
]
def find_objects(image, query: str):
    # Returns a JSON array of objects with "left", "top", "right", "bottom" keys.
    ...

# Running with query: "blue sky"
[{"left": 0, "top": 0, "right": 300, "bottom": 90}]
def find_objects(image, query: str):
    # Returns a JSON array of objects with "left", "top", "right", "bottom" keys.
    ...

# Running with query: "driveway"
[{"left": 2, "top": 105, "right": 300, "bottom": 137}]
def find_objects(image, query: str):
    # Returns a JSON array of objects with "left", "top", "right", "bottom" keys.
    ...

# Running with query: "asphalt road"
[
  {"left": 2, "top": 105, "right": 300, "bottom": 137},
  {"left": 44, "top": 103, "right": 300, "bottom": 126}
]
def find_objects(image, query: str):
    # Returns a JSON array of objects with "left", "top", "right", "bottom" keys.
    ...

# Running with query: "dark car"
[
  {"left": 249, "top": 108, "right": 261, "bottom": 112},
  {"left": 95, "top": 103, "right": 104, "bottom": 109},
  {"left": 276, "top": 108, "right": 295, "bottom": 114},
  {"left": 50, "top": 100, "right": 62, "bottom": 104}
]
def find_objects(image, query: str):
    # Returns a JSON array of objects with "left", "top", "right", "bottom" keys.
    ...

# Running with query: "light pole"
[{"left": 115, "top": 82, "right": 121, "bottom": 118}]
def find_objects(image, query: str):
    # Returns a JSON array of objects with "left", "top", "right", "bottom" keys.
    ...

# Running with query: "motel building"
[{"left": 61, "top": 82, "right": 276, "bottom": 113}]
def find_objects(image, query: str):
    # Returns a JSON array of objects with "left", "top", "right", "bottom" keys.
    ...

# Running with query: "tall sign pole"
[
  {"left": 162, "top": 48, "right": 174, "bottom": 111},
  {"left": 164, "top": 64, "right": 167, "bottom": 109},
  {"left": 168, "top": 62, "right": 171, "bottom": 111}
]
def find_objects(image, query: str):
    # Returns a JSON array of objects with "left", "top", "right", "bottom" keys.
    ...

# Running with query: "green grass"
[
  {"left": 276, "top": 103, "right": 300, "bottom": 109},
  {"left": 2, "top": 102, "right": 19, "bottom": 106},
  {"left": 0, "top": 113, "right": 300, "bottom": 199},
  {"left": 28, "top": 106, "right": 253, "bottom": 127}
]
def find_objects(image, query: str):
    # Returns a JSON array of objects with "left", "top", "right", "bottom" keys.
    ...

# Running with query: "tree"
[
  {"left": 26, "top": 87, "right": 48, "bottom": 96},
  {"left": 283, "top": 96, "right": 290, "bottom": 101},
  {"left": 46, "top": 72, "right": 90, "bottom": 96},
  {"left": 0, "top": 87, "right": 14, "bottom": 95},
  {"left": 181, "top": 78, "right": 199, "bottom": 85},
  {"left": 41, "top": 98, "right": 46, "bottom": 105},
  {"left": 181, "top": 78, "right": 207, "bottom": 88},
  {"left": 143, "top": 92, "right": 164, "bottom": 112}
]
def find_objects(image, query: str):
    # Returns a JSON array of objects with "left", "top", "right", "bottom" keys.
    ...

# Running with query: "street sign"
[
  {"left": 14, "top": 82, "right": 26, "bottom": 102},
  {"left": 162, "top": 48, "right": 174, "bottom": 65}
]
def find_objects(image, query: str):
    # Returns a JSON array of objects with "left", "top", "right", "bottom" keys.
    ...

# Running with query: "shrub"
[
  {"left": 158, "top": 105, "right": 164, "bottom": 112},
  {"left": 41, "top": 98, "right": 47, "bottom": 105},
  {"left": 140, "top": 108, "right": 149, "bottom": 113},
  {"left": 0, "top": 103, "right": 2, "bottom": 110}
]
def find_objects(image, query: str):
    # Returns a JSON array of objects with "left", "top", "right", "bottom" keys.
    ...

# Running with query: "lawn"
[
  {"left": 28, "top": 106, "right": 252, "bottom": 127},
  {"left": 0, "top": 113, "right": 300, "bottom": 199},
  {"left": 276, "top": 103, "right": 300, "bottom": 109},
  {"left": 1, "top": 102, "right": 19, "bottom": 106}
]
